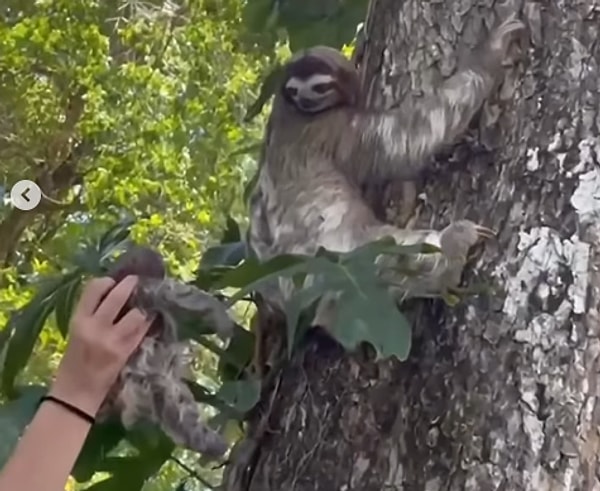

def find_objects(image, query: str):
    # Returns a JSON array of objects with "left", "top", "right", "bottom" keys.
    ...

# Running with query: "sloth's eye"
[{"left": 312, "top": 83, "right": 332, "bottom": 94}]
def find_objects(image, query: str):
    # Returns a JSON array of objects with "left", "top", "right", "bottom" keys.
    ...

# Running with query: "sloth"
[
  {"left": 95, "top": 246, "right": 234, "bottom": 459},
  {"left": 247, "top": 16, "right": 526, "bottom": 325}
]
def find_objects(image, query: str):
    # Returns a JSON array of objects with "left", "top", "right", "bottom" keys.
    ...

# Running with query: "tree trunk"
[{"left": 243, "top": 0, "right": 600, "bottom": 489}]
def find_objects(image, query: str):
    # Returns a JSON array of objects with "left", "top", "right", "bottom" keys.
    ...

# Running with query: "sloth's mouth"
[{"left": 297, "top": 97, "right": 319, "bottom": 110}]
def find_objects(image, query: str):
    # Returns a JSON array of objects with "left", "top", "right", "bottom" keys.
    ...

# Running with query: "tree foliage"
[
  {"left": 0, "top": 0, "right": 267, "bottom": 272},
  {"left": 242, "top": 0, "right": 369, "bottom": 53}
]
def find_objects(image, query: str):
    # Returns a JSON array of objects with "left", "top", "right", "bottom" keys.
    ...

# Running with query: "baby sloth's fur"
[{"left": 96, "top": 246, "right": 234, "bottom": 459}]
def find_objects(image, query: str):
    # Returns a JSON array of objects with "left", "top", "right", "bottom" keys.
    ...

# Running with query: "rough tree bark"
[{"left": 243, "top": 0, "right": 600, "bottom": 489}]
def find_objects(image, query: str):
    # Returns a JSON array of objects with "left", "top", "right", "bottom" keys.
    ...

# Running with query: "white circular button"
[{"left": 10, "top": 180, "right": 42, "bottom": 211}]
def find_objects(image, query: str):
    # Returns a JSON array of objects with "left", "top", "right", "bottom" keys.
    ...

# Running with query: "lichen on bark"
[{"left": 237, "top": 1, "right": 600, "bottom": 490}]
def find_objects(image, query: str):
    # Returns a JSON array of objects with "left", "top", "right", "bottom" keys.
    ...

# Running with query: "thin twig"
[{"left": 169, "top": 455, "right": 217, "bottom": 490}]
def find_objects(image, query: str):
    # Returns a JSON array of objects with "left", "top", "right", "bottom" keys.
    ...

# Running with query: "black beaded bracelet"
[{"left": 39, "top": 395, "right": 96, "bottom": 425}]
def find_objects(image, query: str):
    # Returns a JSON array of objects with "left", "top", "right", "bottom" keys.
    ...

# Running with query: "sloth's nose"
[{"left": 298, "top": 97, "right": 318, "bottom": 109}]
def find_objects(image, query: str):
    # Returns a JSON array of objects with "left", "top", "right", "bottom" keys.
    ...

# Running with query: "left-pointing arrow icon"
[{"left": 10, "top": 180, "right": 42, "bottom": 211}]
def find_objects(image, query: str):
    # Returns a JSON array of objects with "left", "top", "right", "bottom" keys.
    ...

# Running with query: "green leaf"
[
  {"left": 195, "top": 337, "right": 228, "bottom": 358},
  {"left": 195, "top": 218, "right": 247, "bottom": 289},
  {"left": 199, "top": 242, "right": 246, "bottom": 272},
  {"left": 286, "top": 0, "right": 369, "bottom": 51},
  {"left": 176, "top": 315, "right": 221, "bottom": 342},
  {"left": 173, "top": 481, "right": 189, "bottom": 491},
  {"left": 97, "top": 218, "right": 136, "bottom": 255},
  {"left": 244, "top": 63, "right": 284, "bottom": 122},
  {"left": 79, "top": 425, "right": 175, "bottom": 489},
  {"left": 337, "top": 237, "right": 438, "bottom": 263},
  {"left": 95, "top": 456, "right": 146, "bottom": 475},
  {"left": 84, "top": 476, "right": 142, "bottom": 491},
  {"left": 242, "top": 0, "right": 277, "bottom": 33},
  {"left": 284, "top": 282, "right": 326, "bottom": 358},
  {"left": 331, "top": 288, "right": 412, "bottom": 360},
  {"left": 185, "top": 380, "right": 241, "bottom": 418},
  {"left": 278, "top": 239, "right": 426, "bottom": 360},
  {"left": 215, "top": 379, "right": 261, "bottom": 414},
  {"left": 82, "top": 437, "right": 173, "bottom": 491},
  {"left": 240, "top": 0, "right": 279, "bottom": 50},
  {"left": 221, "top": 216, "right": 242, "bottom": 243},
  {"left": 1, "top": 272, "right": 79, "bottom": 395},
  {"left": 73, "top": 219, "right": 135, "bottom": 274},
  {"left": 0, "top": 385, "right": 47, "bottom": 469},
  {"left": 53, "top": 276, "right": 83, "bottom": 338},
  {"left": 126, "top": 421, "right": 176, "bottom": 456},
  {"left": 194, "top": 265, "right": 240, "bottom": 291},
  {"left": 72, "top": 419, "right": 127, "bottom": 483},
  {"left": 216, "top": 254, "right": 311, "bottom": 299},
  {"left": 218, "top": 323, "right": 255, "bottom": 381}
]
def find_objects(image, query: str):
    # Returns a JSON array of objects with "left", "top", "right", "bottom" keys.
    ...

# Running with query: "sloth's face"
[
  {"left": 281, "top": 49, "right": 359, "bottom": 114},
  {"left": 283, "top": 73, "right": 342, "bottom": 114}
]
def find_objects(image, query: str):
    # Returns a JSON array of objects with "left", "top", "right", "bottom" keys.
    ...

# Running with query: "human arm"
[
  {"left": 0, "top": 275, "right": 153, "bottom": 491},
  {"left": 0, "top": 396, "right": 94, "bottom": 491}
]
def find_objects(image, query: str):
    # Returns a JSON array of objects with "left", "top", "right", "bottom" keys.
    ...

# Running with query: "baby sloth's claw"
[
  {"left": 474, "top": 225, "right": 496, "bottom": 241},
  {"left": 437, "top": 220, "right": 495, "bottom": 292},
  {"left": 440, "top": 220, "right": 495, "bottom": 259}
]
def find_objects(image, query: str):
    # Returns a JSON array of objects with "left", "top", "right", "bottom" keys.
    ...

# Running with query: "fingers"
[
  {"left": 94, "top": 275, "right": 139, "bottom": 323},
  {"left": 74, "top": 277, "right": 117, "bottom": 317}
]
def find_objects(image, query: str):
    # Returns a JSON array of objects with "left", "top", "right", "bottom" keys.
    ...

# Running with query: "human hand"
[{"left": 48, "top": 275, "right": 154, "bottom": 416}]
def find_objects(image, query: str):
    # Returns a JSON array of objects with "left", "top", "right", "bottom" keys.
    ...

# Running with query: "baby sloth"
[{"left": 95, "top": 246, "right": 234, "bottom": 459}]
